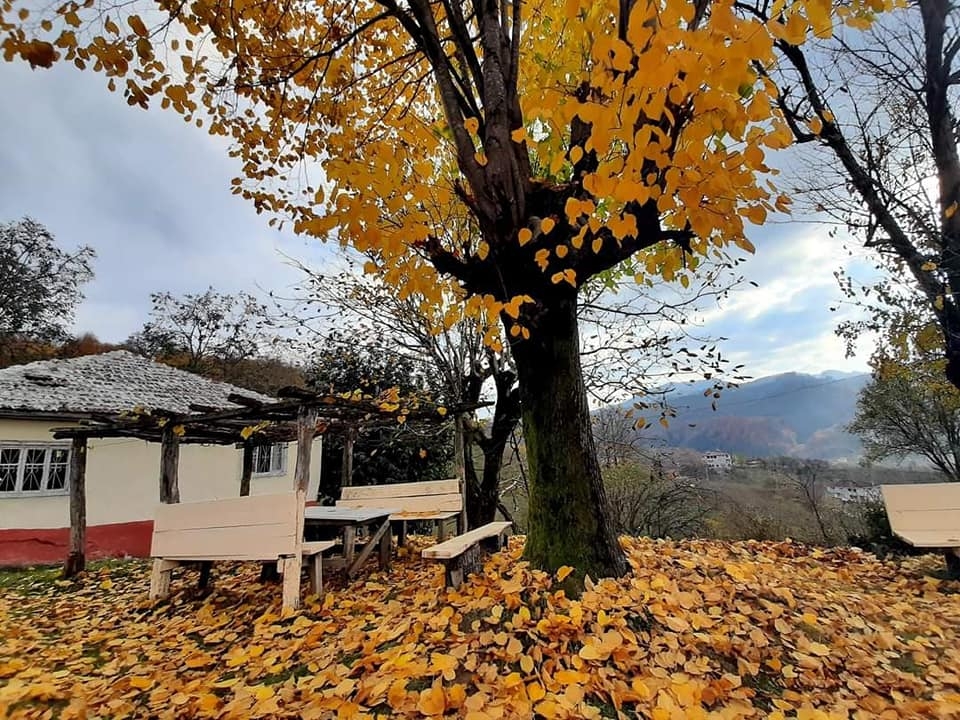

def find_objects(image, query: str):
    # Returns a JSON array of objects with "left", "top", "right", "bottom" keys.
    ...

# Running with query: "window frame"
[
  {"left": 251, "top": 443, "right": 288, "bottom": 478},
  {"left": 0, "top": 442, "right": 72, "bottom": 498}
]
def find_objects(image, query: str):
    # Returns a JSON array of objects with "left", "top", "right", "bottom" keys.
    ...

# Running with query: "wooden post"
[
  {"left": 341, "top": 426, "right": 356, "bottom": 488},
  {"left": 240, "top": 442, "right": 253, "bottom": 497},
  {"left": 63, "top": 436, "right": 87, "bottom": 578},
  {"left": 159, "top": 426, "right": 181, "bottom": 504},
  {"left": 454, "top": 414, "right": 467, "bottom": 534},
  {"left": 295, "top": 405, "right": 318, "bottom": 494}
]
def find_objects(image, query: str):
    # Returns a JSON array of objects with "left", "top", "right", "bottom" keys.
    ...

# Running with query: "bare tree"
[
  {"left": 766, "top": 457, "right": 833, "bottom": 543},
  {"left": 0, "top": 217, "right": 94, "bottom": 359},
  {"left": 126, "top": 288, "right": 270, "bottom": 373},
  {"left": 280, "top": 259, "right": 521, "bottom": 528},
  {"left": 753, "top": 0, "right": 960, "bottom": 389}
]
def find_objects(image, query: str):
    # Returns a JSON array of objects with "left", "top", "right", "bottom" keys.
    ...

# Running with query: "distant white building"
[
  {"left": 703, "top": 451, "right": 733, "bottom": 470},
  {"left": 826, "top": 486, "right": 882, "bottom": 503}
]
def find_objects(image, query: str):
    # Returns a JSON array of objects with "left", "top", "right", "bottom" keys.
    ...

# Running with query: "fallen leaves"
[{"left": 1, "top": 538, "right": 960, "bottom": 719}]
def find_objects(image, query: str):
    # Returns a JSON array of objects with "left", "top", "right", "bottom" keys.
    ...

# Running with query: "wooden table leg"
[
  {"left": 379, "top": 523, "right": 392, "bottom": 570},
  {"left": 343, "top": 525, "right": 356, "bottom": 571},
  {"left": 347, "top": 518, "right": 391, "bottom": 577},
  {"left": 397, "top": 521, "right": 407, "bottom": 547}
]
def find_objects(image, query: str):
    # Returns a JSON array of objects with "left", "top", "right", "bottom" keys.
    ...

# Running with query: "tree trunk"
[
  {"left": 340, "top": 427, "right": 355, "bottom": 487},
  {"left": 508, "top": 294, "right": 629, "bottom": 587},
  {"left": 64, "top": 436, "right": 87, "bottom": 578},
  {"left": 468, "top": 379, "right": 521, "bottom": 528}
]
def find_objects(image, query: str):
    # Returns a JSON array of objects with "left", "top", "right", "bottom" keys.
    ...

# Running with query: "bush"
[{"left": 846, "top": 500, "right": 918, "bottom": 559}]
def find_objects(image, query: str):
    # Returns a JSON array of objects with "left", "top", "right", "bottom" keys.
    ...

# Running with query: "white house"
[
  {"left": 0, "top": 351, "right": 320, "bottom": 566},
  {"left": 702, "top": 450, "right": 733, "bottom": 471},
  {"left": 826, "top": 486, "right": 882, "bottom": 503}
]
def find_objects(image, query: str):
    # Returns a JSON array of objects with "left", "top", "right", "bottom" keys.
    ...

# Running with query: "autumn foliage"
[
  {"left": 0, "top": 0, "right": 899, "bottom": 577},
  {"left": 2, "top": 538, "right": 959, "bottom": 719}
]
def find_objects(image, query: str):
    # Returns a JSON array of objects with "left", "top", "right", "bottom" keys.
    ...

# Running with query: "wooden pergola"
[{"left": 51, "top": 386, "right": 482, "bottom": 577}]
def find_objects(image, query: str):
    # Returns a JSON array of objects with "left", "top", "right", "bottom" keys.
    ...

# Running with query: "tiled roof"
[{"left": 0, "top": 351, "right": 273, "bottom": 415}]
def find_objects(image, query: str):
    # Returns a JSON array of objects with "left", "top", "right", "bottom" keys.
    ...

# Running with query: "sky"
[{"left": 0, "top": 61, "right": 878, "bottom": 380}]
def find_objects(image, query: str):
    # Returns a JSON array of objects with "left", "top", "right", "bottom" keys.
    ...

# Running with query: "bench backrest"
[
  {"left": 337, "top": 479, "right": 462, "bottom": 514},
  {"left": 881, "top": 483, "right": 960, "bottom": 535},
  {"left": 151, "top": 492, "right": 304, "bottom": 562}
]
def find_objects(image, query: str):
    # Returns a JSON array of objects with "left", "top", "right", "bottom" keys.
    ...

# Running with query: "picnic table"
[{"left": 304, "top": 506, "right": 397, "bottom": 578}]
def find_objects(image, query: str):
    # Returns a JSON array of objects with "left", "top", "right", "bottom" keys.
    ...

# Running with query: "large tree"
[
  {"left": 1, "top": 0, "right": 885, "bottom": 580},
  {"left": 755, "top": 0, "right": 960, "bottom": 391},
  {"left": 0, "top": 217, "right": 94, "bottom": 358}
]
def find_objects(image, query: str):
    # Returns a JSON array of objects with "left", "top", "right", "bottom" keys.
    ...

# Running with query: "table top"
[{"left": 304, "top": 506, "right": 398, "bottom": 524}]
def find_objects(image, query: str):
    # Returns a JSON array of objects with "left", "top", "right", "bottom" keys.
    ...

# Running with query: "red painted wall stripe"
[{"left": 0, "top": 520, "right": 153, "bottom": 567}]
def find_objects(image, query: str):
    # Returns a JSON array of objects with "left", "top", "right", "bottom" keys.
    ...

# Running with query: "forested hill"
[{"left": 636, "top": 371, "right": 870, "bottom": 461}]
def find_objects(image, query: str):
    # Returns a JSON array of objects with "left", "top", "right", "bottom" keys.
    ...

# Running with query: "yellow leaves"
[
  {"left": 463, "top": 117, "right": 480, "bottom": 135},
  {"left": 556, "top": 565, "right": 574, "bottom": 582},
  {"left": 510, "top": 128, "right": 527, "bottom": 143},
  {"left": 541, "top": 217, "right": 556, "bottom": 235},
  {"left": 429, "top": 652, "right": 458, "bottom": 681},
  {"left": 527, "top": 681, "right": 546, "bottom": 701},
  {"left": 476, "top": 242, "right": 490, "bottom": 260},
  {"left": 550, "top": 269, "right": 577, "bottom": 287},
  {"left": 922, "top": 261, "right": 939, "bottom": 271},
  {"left": 127, "top": 15, "right": 148, "bottom": 37},
  {"left": 436, "top": 406, "right": 447, "bottom": 416},
  {"left": 3, "top": 535, "right": 960, "bottom": 719},
  {"left": 946, "top": 202, "right": 958, "bottom": 219},
  {"left": 535, "top": 249, "right": 551, "bottom": 271},
  {"left": 474, "top": 152, "right": 488, "bottom": 167},
  {"left": 19, "top": 40, "right": 57, "bottom": 69},
  {"left": 555, "top": 244, "right": 569, "bottom": 259},
  {"left": 517, "top": 228, "right": 533, "bottom": 246},
  {"left": 417, "top": 684, "right": 446, "bottom": 715},
  {"left": 172, "top": 424, "right": 186, "bottom": 437}
]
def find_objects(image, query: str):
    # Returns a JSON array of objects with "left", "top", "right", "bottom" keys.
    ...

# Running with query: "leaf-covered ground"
[{"left": 2, "top": 538, "right": 960, "bottom": 719}]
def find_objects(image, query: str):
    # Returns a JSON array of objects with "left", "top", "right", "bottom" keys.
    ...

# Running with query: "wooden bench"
[
  {"left": 422, "top": 521, "right": 512, "bottom": 587},
  {"left": 881, "top": 483, "right": 960, "bottom": 574},
  {"left": 337, "top": 479, "right": 464, "bottom": 543},
  {"left": 149, "top": 492, "right": 335, "bottom": 611}
]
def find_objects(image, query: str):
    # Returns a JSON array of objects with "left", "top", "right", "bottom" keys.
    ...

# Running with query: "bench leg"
[
  {"left": 396, "top": 521, "right": 407, "bottom": 548},
  {"left": 442, "top": 545, "right": 482, "bottom": 589},
  {"left": 149, "top": 559, "right": 178, "bottom": 600},
  {"left": 945, "top": 548, "right": 960, "bottom": 579},
  {"left": 280, "top": 555, "right": 302, "bottom": 611},
  {"left": 198, "top": 561, "right": 213, "bottom": 590},
  {"left": 308, "top": 554, "right": 324, "bottom": 599}
]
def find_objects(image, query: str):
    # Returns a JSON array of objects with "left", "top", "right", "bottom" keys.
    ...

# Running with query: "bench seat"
[{"left": 423, "top": 521, "right": 512, "bottom": 587}]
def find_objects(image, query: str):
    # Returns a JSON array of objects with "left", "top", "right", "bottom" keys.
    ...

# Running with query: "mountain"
[{"left": 630, "top": 371, "right": 870, "bottom": 461}]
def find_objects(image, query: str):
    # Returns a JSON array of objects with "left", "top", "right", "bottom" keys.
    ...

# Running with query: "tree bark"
[
  {"left": 159, "top": 427, "right": 180, "bottom": 504},
  {"left": 294, "top": 405, "right": 317, "bottom": 494},
  {"left": 64, "top": 436, "right": 87, "bottom": 578},
  {"left": 340, "top": 426, "right": 355, "bottom": 487},
  {"left": 508, "top": 294, "right": 629, "bottom": 587}
]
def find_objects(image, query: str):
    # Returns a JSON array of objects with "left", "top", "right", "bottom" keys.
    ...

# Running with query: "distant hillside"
[{"left": 632, "top": 371, "right": 870, "bottom": 461}]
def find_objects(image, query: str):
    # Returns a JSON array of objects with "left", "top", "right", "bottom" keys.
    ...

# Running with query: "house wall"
[{"left": 0, "top": 418, "right": 322, "bottom": 566}]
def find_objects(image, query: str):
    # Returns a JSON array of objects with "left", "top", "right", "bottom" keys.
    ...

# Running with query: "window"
[
  {"left": 252, "top": 443, "right": 287, "bottom": 476},
  {"left": 0, "top": 444, "right": 71, "bottom": 497}
]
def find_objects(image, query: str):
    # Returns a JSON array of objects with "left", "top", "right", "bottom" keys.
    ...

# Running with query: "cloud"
[{"left": 0, "top": 62, "right": 333, "bottom": 343}]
